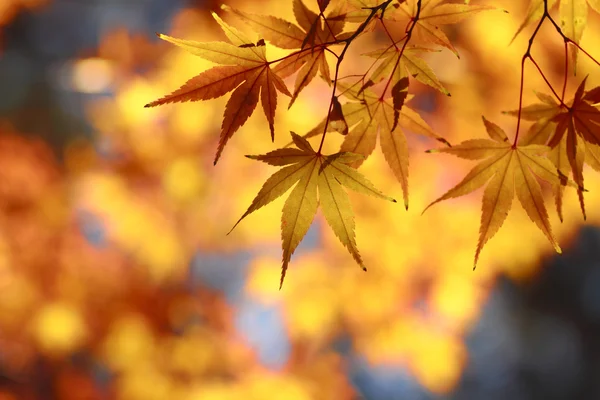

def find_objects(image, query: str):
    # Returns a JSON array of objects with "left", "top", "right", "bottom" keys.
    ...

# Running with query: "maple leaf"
[
  {"left": 343, "top": 0, "right": 391, "bottom": 23},
  {"left": 511, "top": 0, "right": 558, "bottom": 43},
  {"left": 503, "top": 78, "right": 600, "bottom": 219},
  {"left": 303, "top": 82, "right": 448, "bottom": 209},
  {"left": 394, "top": 0, "right": 494, "bottom": 57},
  {"left": 317, "top": 0, "right": 331, "bottom": 12},
  {"left": 425, "top": 117, "right": 564, "bottom": 268},
  {"left": 364, "top": 46, "right": 450, "bottom": 96},
  {"left": 511, "top": 0, "right": 599, "bottom": 67},
  {"left": 225, "top": 0, "right": 348, "bottom": 107},
  {"left": 229, "top": 132, "right": 395, "bottom": 288},
  {"left": 144, "top": 12, "right": 291, "bottom": 164}
]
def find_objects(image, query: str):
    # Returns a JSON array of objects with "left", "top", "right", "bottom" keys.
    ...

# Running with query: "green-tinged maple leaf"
[
  {"left": 364, "top": 46, "right": 450, "bottom": 95},
  {"left": 394, "top": 0, "right": 494, "bottom": 57},
  {"left": 144, "top": 13, "right": 291, "bottom": 164},
  {"left": 560, "top": 0, "right": 588, "bottom": 68},
  {"left": 503, "top": 78, "right": 600, "bottom": 219},
  {"left": 225, "top": 0, "right": 347, "bottom": 107},
  {"left": 511, "top": 0, "right": 599, "bottom": 68},
  {"left": 425, "top": 117, "right": 563, "bottom": 268},
  {"left": 230, "top": 132, "right": 395, "bottom": 288},
  {"left": 303, "top": 82, "right": 448, "bottom": 209}
]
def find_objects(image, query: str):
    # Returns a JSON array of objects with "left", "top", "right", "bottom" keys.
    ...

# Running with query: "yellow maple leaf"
[
  {"left": 230, "top": 132, "right": 395, "bottom": 288},
  {"left": 425, "top": 116, "right": 564, "bottom": 267}
]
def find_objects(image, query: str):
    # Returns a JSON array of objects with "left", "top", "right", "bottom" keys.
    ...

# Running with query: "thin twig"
[
  {"left": 529, "top": 56, "right": 562, "bottom": 102},
  {"left": 379, "top": 0, "right": 422, "bottom": 100},
  {"left": 561, "top": 40, "right": 568, "bottom": 101},
  {"left": 513, "top": 0, "right": 548, "bottom": 146},
  {"left": 380, "top": 18, "right": 400, "bottom": 50},
  {"left": 317, "top": 0, "right": 394, "bottom": 154}
]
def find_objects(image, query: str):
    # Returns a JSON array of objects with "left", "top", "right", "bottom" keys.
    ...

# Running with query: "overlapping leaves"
[
  {"left": 145, "top": 13, "right": 291, "bottom": 164},
  {"left": 363, "top": 45, "right": 450, "bottom": 96},
  {"left": 230, "top": 132, "right": 395, "bottom": 288},
  {"left": 512, "top": 0, "right": 600, "bottom": 66},
  {"left": 225, "top": 0, "right": 349, "bottom": 106},
  {"left": 304, "top": 81, "right": 449, "bottom": 208},
  {"left": 143, "top": 0, "right": 509, "bottom": 282},
  {"left": 425, "top": 117, "right": 565, "bottom": 267},
  {"left": 393, "top": 0, "right": 493, "bottom": 57},
  {"left": 504, "top": 78, "right": 600, "bottom": 219}
]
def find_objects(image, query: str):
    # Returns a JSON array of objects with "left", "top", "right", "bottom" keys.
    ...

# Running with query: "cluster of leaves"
[
  {"left": 513, "top": 0, "right": 600, "bottom": 66},
  {"left": 146, "top": 0, "right": 600, "bottom": 285},
  {"left": 146, "top": 0, "right": 492, "bottom": 286}
]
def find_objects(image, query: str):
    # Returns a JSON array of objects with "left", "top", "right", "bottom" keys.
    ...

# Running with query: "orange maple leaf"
[
  {"left": 144, "top": 13, "right": 291, "bottom": 164},
  {"left": 225, "top": 0, "right": 349, "bottom": 106},
  {"left": 504, "top": 78, "right": 600, "bottom": 219},
  {"left": 394, "top": 0, "right": 494, "bottom": 57},
  {"left": 425, "top": 117, "right": 564, "bottom": 268}
]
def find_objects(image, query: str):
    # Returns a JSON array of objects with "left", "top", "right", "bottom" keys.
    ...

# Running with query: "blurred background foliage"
[{"left": 1, "top": 0, "right": 600, "bottom": 399}]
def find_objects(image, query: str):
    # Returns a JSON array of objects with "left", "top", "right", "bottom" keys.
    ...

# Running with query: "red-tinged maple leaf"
[
  {"left": 318, "top": 0, "right": 331, "bottom": 12},
  {"left": 363, "top": 46, "right": 450, "bottom": 96},
  {"left": 144, "top": 12, "right": 291, "bottom": 164},
  {"left": 425, "top": 117, "right": 564, "bottom": 268},
  {"left": 504, "top": 78, "right": 600, "bottom": 219},
  {"left": 225, "top": 0, "right": 348, "bottom": 107},
  {"left": 511, "top": 0, "right": 599, "bottom": 67},
  {"left": 229, "top": 132, "right": 395, "bottom": 288},
  {"left": 302, "top": 81, "right": 448, "bottom": 209},
  {"left": 392, "top": 0, "right": 494, "bottom": 57}
]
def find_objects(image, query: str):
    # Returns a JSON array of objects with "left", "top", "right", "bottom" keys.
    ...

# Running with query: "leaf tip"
[
  {"left": 438, "top": 138, "right": 452, "bottom": 147},
  {"left": 279, "top": 266, "right": 288, "bottom": 290},
  {"left": 421, "top": 200, "right": 436, "bottom": 215}
]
